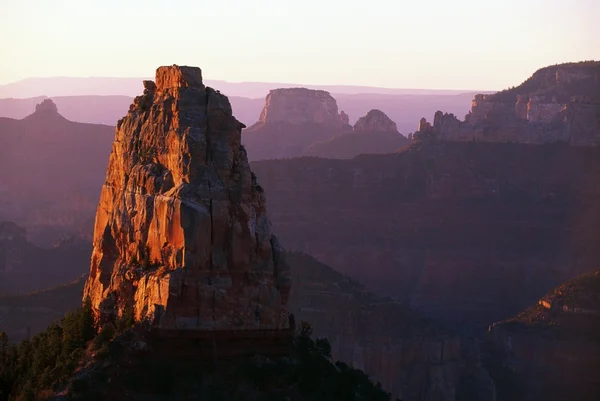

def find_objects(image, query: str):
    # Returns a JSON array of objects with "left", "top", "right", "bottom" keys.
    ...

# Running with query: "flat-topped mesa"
[
  {"left": 83, "top": 65, "right": 291, "bottom": 331},
  {"left": 258, "top": 88, "right": 344, "bottom": 128},
  {"left": 353, "top": 109, "right": 398, "bottom": 133}
]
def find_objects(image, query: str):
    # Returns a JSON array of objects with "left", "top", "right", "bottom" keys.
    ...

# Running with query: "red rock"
[{"left": 83, "top": 65, "right": 290, "bottom": 331}]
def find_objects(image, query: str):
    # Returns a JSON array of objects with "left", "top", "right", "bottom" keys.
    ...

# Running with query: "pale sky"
[{"left": 0, "top": 0, "right": 598, "bottom": 90}]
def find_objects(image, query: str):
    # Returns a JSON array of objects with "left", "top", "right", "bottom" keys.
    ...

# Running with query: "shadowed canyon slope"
[
  {"left": 1, "top": 252, "right": 495, "bottom": 401},
  {"left": 251, "top": 140, "right": 600, "bottom": 330},
  {"left": 487, "top": 270, "right": 600, "bottom": 401},
  {"left": 0, "top": 221, "right": 90, "bottom": 296},
  {"left": 417, "top": 61, "right": 600, "bottom": 145},
  {"left": 84, "top": 65, "right": 291, "bottom": 331},
  {"left": 0, "top": 100, "right": 114, "bottom": 245}
]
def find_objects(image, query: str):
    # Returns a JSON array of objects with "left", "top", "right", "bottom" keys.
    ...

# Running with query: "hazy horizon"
[{"left": 1, "top": 0, "right": 598, "bottom": 90}]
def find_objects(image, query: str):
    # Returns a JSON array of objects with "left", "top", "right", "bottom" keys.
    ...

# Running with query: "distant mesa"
[
  {"left": 22, "top": 98, "right": 67, "bottom": 122},
  {"left": 243, "top": 87, "right": 349, "bottom": 160},
  {"left": 258, "top": 87, "right": 346, "bottom": 128},
  {"left": 34, "top": 98, "right": 59, "bottom": 114},
  {"left": 415, "top": 61, "right": 600, "bottom": 146},
  {"left": 353, "top": 109, "right": 399, "bottom": 133},
  {"left": 84, "top": 65, "right": 291, "bottom": 332}
]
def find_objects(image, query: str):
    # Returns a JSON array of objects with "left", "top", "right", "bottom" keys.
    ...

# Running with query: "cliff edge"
[{"left": 416, "top": 61, "right": 600, "bottom": 145}]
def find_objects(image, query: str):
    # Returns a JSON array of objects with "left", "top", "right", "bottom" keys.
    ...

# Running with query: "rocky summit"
[
  {"left": 353, "top": 109, "right": 399, "bottom": 133},
  {"left": 83, "top": 65, "right": 291, "bottom": 331}
]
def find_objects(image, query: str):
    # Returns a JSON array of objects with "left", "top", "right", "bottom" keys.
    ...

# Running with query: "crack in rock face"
[{"left": 83, "top": 65, "right": 291, "bottom": 331}]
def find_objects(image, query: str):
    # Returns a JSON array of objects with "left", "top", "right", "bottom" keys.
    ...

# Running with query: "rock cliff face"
[
  {"left": 487, "top": 270, "right": 600, "bottom": 401},
  {"left": 83, "top": 65, "right": 290, "bottom": 331},
  {"left": 242, "top": 88, "right": 348, "bottom": 160},
  {"left": 307, "top": 109, "right": 409, "bottom": 159},
  {"left": 417, "top": 61, "right": 600, "bottom": 145}
]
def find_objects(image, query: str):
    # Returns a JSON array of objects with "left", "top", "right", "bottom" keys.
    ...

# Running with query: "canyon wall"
[{"left": 417, "top": 62, "right": 600, "bottom": 145}]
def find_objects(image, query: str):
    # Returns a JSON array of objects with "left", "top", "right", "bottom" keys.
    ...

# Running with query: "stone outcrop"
[
  {"left": 243, "top": 88, "right": 349, "bottom": 161},
  {"left": 0, "top": 221, "right": 90, "bottom": 295},
  {"left": 34, "top": 98, "right": 59, "bottom": 114},
  {"left": 339, "top": 110, "right": 350, "bottom": 126},
  {"left": 416, "top": 61, "right": 600, "bottom": 145},
  {"left": 83, "top": 65, "right": 290, "bottom": 331},
  {"left": 353, "top": 109, "right": 398, "bottom": 133}
]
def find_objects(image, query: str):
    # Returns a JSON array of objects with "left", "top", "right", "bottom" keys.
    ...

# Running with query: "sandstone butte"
[
  {"left": 353, "top": 109, "right": 399, "bottom": 134},
  {"left": 83, "top": 65, "right": 291, "bottom": 332},
  {"left": 241, "top": 88, "right": 351, "bottom": 161}
]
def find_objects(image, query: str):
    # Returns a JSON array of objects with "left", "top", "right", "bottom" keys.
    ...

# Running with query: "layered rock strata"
[
  {"left": 258, "top": 88, "right": 345, "bottom": 128},
  {"left": 83, "top": 65, "right": 291, "bottom": 331},
  {"left": 416, "top": 62, "right": 600, "bottom": 145}
]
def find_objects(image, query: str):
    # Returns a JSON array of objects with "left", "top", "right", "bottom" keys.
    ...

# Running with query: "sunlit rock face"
[{"left": 83, "top": 65, "right": 291, "bottom": 331}]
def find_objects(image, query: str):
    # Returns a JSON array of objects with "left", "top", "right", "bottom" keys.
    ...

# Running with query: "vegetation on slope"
[
  {"left": 0, "top": 304, "right": 398, "bottom": 400},
  {"left": 487, "top": 60, "right": 600, "bottom": 103},
  {"left": 500, "top": 270, "right": 600, "bottom": 342}
]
